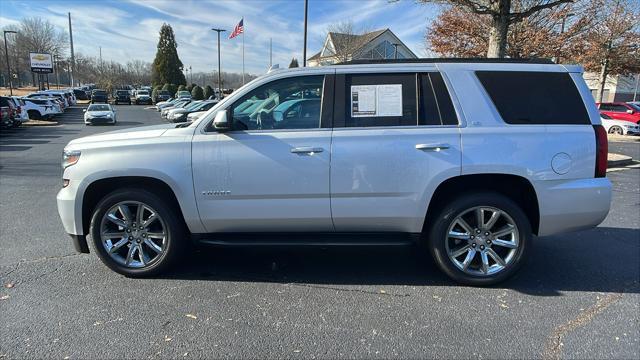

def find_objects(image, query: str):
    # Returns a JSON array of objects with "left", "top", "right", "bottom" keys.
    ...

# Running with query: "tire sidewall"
[
  {"left": 428, "top": 192, "right": 532, "bottom": 286},
  {"left": 89, "top": 189, "right": 184, "bottom": 277}
]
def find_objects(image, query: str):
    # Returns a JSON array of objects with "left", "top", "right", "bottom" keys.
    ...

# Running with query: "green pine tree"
[
  {"left": 151, "top": 23, "right": 187, "bottom": 86},
  {"left": 191, "top": 85, "right": 204, "bottom": 100},
  {"left": 289, "top": 58, "right": 299, "bottom": 68},
  {"left": 203, "top": 85, "right": 214, "bottom": 99}
]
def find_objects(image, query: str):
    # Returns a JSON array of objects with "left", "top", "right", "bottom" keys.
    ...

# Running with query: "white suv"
[{"left": 57, "top": 60, "right": 611, "bottom": 285}]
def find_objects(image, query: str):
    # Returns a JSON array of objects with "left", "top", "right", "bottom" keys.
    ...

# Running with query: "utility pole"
[
  {"left": 68, "top": 12, "right": 75, "bottom": 87},
  {"left": 54, "top": 54, "right": 60, "bottom": 89},
  {"left": 211, "top": 28, "right": 226, "bottom": 98},
  {"left": 99, "top": 46, "right": 102, "bottom": 64},
  {"left": 303, "top": 0, "right": 308, "bottom": 66},
  {"left": 556, "top": 12, "right": 575, "bottom": 64},
  {"left": 634, "top": 74, "right": 639, "bottom": 102},
  {"left": 189, "top": 65, "right": 192, "bottom": 85},
  {"left": 3, "top": 30, "right": 17, "bottom": 96}
]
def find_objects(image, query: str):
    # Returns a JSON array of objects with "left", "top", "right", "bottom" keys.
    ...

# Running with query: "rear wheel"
[
  {"left": 427, "top": 192, "right": 531, "bottom": 286},
  {"left": 608, "top": 126, "right": 624, "bottom": 135},
  {"left": 89, "top": 189, "right": 186, "bottom": 277}
]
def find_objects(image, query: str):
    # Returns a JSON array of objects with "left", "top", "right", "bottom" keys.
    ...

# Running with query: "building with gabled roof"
[{"left": 308, "top": 28, "right": 417, "bottom": 67}]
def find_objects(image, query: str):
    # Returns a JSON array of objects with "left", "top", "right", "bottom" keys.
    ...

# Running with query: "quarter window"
[
  {"left": 230, "top": 75, "right": 324, "bottom": 131},
  {"left": 476, "top": 71, "right": 590, "bottom": 125}
]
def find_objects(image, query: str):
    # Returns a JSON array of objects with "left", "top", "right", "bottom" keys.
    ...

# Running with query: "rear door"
[{"left": 330, "top": 70, "right": 462, "bottom": 233}]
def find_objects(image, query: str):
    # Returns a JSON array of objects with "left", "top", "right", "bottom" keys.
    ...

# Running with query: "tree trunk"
[
  {"left": 597, "top": 57, "right": 610, "bottom": 103},
  {"left": 487, "top": 0, "right": 511, "bottom": 58}
]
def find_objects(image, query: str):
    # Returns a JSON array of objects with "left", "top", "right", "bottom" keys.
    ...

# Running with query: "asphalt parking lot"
[{"left": 1, "top": 105, "right": 638, "bottom": 359}]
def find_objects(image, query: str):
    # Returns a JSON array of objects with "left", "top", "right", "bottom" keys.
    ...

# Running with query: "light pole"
[
  {"left": 3, "top": 30, "right": 17, "bottom": 95},
  {"left": 556, "top": 12, "right": 575, "bottom": 64},
  {"left": 211, "top": 28, "right": 226, "bottom": 98},
  {"left": 303, "top": 0, "right": 308, "bottom": 66},
  {"left": 189, "top": 65, "right": 192, "bottom": 85}
]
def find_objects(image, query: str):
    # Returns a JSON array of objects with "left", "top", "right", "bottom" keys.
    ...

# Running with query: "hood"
[
  {"left": 170, "top": 108, "right": 188, "bottom": 114},
  {"left": 67, "top": 123, "right": 177, "bottom": 147}
]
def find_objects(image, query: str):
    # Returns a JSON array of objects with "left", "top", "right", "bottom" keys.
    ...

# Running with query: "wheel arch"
[
  {"left": 424, "top": 173, "right": 540, "bottom": 235},
  {"left": 82, "top": 176, "right": 189, "bottom": 237}
]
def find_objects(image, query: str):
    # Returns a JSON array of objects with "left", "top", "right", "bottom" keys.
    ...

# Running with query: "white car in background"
[
  {"left": 601, "top": 113, "right": 640, "bottom": 135},
  {"left": 22, "top": 98, "right": 62, "bottom": 119},
  {"left": 83, "top": 104, "right": 117, "bottom": 125}
]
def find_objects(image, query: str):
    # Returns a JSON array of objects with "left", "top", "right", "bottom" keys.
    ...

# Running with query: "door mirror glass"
[
  {"left": 627, "top": 109, "right": 634, "bottom": 114},
  {"left": 213, "top": 110, "right": 230, "bottom": 131}
]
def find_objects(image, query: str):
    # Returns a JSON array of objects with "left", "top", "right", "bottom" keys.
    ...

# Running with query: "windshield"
[
  {"left": 184, "top": 101, "right": 203, "bottom": 111},
  {"left": 117, "top": 91, "right": 128, "bottom": 95},
  {"left": 93, "top": 90, "right": 107, "bottom": 95},
  {"left": 628, "top": 103, "right": 640, "bottom": 111},
  {"left": 159, "top": 91, "right": 170, "bottom": 95},
  {"left": 88, "top": 104, "right": 111, "bottom": 111},
  {"left": 137, "top": 91, "right": 149, "bottom": 95}
]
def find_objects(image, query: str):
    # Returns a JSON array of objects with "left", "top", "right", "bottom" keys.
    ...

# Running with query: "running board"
[{"left": 193, "top": 232, "right": 419, "bottom": 247}]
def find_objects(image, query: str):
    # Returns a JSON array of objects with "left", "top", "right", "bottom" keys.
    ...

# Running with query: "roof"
[
  {"left": 329, "top": 29, "right": 388, "bottom": 57},
  {"left": 339, "top": 58, "right": 555, "bottom": 65}
]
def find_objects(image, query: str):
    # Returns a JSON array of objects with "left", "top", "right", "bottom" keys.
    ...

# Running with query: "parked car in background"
[
  {"left": 0, "top": 97, "right": 15, "bottom": 128},
  {"left": 84, "top": 103, "right": 116, "bottom": 125},
  {"left": 91, "top": 89, "right": 109, "bottom": 104},
  {"left": 627, "top": 102, "right": 640, "bottom": 111},
  {"left": 187, "top": 111, "right": 207, "bottom": 122},
  {"left": 22, "top": 98, "right": 61, "bottom": 120},
  {"left": 134, "top": 90, "right": 152, "bottom": 105},
  {"left": 9, "top": 97, "right": 28, "bottom": 126},
  {"left": 25, "top": 93, "right": 66, "bottom": 111},
  {"left": 113, "top": 90, "right": 132, "bottom": 105},
  {"left": 155, "top": 98, "right": 177, "bottom": 111},
  {"left": 176, "top": 90, "right": 191, "bottom": 99},
  {"left": 73, "top": 88, "right": 89, "bottom": 100},
  {"left": 597, "top": 102, "right": 640, "bottom": 124},
  {"left": 154, "top": 90, "right": 171, "bottom": 104},
  {"left": 167, "top": 100, "right": 218, "bottom": 123},
  {"left": 601, "top": 113, "right": 640, "bottom": 135},
  {"left": 161, "top": 99, "right": 192, "bottom": 119}
]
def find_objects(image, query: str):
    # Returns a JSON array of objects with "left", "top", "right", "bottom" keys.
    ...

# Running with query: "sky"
[{"left": 0, "top": 0, "right": 440, "bottom": 75}]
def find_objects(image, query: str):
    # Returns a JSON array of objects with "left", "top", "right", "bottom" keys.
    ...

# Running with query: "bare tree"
[
  {"left": 575, "top": 0, "right": 640, "bottom": 101},
  {"left": 323, "top": 21, "right": 373, "bottom": 63},
  {"left": 418, "top": 0, "right": 574, "bottom": 58}
]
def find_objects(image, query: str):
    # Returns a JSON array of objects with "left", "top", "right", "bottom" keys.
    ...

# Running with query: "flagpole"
[{"left": 242, "top": 18, "right": 245, "bottom": 85}]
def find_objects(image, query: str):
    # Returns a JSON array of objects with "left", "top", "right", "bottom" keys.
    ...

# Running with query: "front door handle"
[
  {"left": 291, "top": 146, "right": 324, "bottom": 154},
  {"left": 416, "top": 143, "right": 450, "bottom": 151}
]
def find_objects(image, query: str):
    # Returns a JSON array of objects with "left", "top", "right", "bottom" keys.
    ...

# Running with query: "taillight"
[{"left": 594, "top": 125, "right": 608, "bottom": 178}]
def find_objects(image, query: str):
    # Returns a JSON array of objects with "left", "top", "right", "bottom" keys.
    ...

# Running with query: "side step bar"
[{"left": 192, "top": 232, "right": 420, "bottom": 247}]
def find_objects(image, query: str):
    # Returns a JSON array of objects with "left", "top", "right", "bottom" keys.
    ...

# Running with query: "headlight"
[{"left": 62, "top": 150, "right": 81, "bottom": 168}]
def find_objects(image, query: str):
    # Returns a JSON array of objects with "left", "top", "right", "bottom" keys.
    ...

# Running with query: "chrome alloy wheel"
[
  {"left": 99, "top": 201, "right": 167, "bottom": 268},
  {"left": 445, "top": 206, "right": 519, "bottom": 276}
]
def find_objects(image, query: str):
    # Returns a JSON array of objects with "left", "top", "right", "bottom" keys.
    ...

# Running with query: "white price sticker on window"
[{"left": 350, "top": 84, "right": 402, "bottom": 117}]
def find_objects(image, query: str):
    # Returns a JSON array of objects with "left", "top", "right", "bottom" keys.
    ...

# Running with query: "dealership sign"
[{"left": 29, "top": 52, "right": 53, "bottom": 74}]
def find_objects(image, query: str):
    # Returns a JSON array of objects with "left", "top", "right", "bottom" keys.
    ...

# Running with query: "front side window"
[{"left": 230, "top": 75, "right": 324, "bottom": 131}]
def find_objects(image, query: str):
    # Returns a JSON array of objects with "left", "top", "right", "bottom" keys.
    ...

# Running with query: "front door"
[{"left": 192, "top": 74, "right": 334, "bottom": 233}]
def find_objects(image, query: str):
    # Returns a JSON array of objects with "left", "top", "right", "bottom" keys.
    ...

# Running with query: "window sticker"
[{"left": 351, "top": 84, "right": 402, "bottom": 117}]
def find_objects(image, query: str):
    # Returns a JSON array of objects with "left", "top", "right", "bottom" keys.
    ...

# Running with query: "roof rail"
[{"left": 336, "top": 58, "right": 555, "bottom": 65}]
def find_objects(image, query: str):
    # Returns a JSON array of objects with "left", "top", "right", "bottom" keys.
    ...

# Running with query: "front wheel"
[
  {"left": 427, "top": 192, "right": 531, "bottom": 286},
  {"left": 89, "top": 189, "right": 186, "bottom": 277}
]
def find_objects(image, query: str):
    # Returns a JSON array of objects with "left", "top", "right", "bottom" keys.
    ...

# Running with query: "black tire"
[
  {"left": 426, "top": 192, "right": 531, "bottom": 286},
  {"left": 608, "top": 126, "right": 623, "bottom": 135},
  {"left": 89, "top": 188, "right": 187, "bottom": 277},
  {"left": 27, "top": 110, "right": 41, "bottom": 120}
]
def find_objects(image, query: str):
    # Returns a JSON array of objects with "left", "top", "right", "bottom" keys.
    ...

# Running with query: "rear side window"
[
  {"left": 476, "top": 71, "right": 590, "bottom": 125},
  {"left": 344, "top": 73, "right": 416, "bottom": 127}
]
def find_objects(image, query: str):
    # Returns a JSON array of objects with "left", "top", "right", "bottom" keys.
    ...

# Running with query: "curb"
[{"left": 607, "top": 153, "right": 633, "bottom": 168}]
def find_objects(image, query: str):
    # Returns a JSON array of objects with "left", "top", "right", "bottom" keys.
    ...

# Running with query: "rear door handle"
[
  {"left": 416, "top": 143, "right": 450, "bottom": 151},
  {"left": 291, "top": 146, "right": 324, "bottom": 154}
]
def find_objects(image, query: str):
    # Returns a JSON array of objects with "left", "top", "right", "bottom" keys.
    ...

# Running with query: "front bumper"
[
  {"left": 85, "top": 117, "right": 115, "bottom": 124},
  {"left": 57, "top": 179, "right": 90, "bottom": 253}
]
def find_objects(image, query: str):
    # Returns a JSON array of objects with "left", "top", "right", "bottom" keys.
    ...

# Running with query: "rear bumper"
[{"left": 536, "top": 177, "right": 612, "bottom": 236}]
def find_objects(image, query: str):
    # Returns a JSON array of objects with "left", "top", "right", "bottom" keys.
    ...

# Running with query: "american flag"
[{"left": 229, "top": 18, "right": 244, "bottom": 39}]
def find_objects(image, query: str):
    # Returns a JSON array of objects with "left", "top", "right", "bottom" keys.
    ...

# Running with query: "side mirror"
[
  {"left": 213, "top": 110, "right": 231, "bottom": 131},
  {"left": 82, "top": 109, "right": 86, "bottom": 112},
  {"left": 627, "top": 109, "right": 634, "bottom": 114}
]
